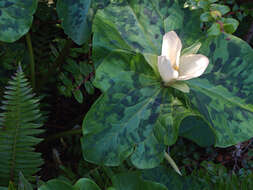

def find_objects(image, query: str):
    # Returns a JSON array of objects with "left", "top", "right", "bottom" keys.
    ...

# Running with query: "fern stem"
[
  {"left": 43, "top": 128, "right": 82, "bottom": 143},
  {"left": 25, "top": 33, "right": 36, "bottom": 89}
]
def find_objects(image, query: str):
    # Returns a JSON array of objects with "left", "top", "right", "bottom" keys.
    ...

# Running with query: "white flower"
[{"left": 158, "top": 31, "right": 209, "bottom": 85}]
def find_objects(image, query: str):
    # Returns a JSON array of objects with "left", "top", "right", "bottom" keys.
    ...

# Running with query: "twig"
[
  {"left": 42, "top": 128, "right": 82, "bottom": 143},
  {"left": 74, "top": 72, "right": 94, "bottom": 91}
]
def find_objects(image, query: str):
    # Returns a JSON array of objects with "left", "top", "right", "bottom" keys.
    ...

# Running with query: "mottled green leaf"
[
  {"left": 82, "top": 50, "right": 182, "bottom": 166},
  {"left": 82, "top": 72, "right": 162, "bottom": 165},
  {"left": 57, "top": 0, "right": 92, "bottom": 45},
  {"left": 130, "top": 133, "right": 165, "bottom": 169},
  {"left": 92, "top": 0, "right": 191, "bottom": 67},
  {"left": 187, "top": 33, "right": 253, "bottom": 147},
  {"left": 94, "top": 52, "right": 156, "bottom": 92},
  {"left": 112, "top": 172, "right": 167, "bottom": 190},
  {"left": 0, "top": 0, "right": 38, "bottom": 42},
  {"left": 83, "top": 0, "right": 205, "bottom": 167}
]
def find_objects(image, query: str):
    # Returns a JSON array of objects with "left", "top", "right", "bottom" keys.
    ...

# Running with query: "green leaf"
[
  {"left": 65, "top": 59, "right": 80, "bottom": 75},
  {"left": 73, "top": 89, "right": 83, "bottom": 103},
  {"left": 80, "top": 63, "right": 93, "bottom": 76},
  {"left": 208, "top": 0, "right": 218, "bottom": 3},
  {"left": 181, "top": 42, "right": 202, "bottom": 56},
  {"left": 207, "top": 22, "right": 221, "bottom": 36},
  {"left": 200, "top": 12, "right": 212, "bottom": 22},
  {"left": 0, "top": 0, "right": 38, "bottom": 42},
  {"left": 170, "top": 81, "right": 190, "bottom": 93},
  {"left": 38, "top": 180, "right": 73, "bottom": 190},
  {"left": 18, "top": 172, "right": 33, "bottom": 190},
  {"left": 56, "top": 0, "right": 92, "bottom": 45},
  {"left": 198, "top": 0, "right": 210, "bottom": 10},
  {"left": 223, "top": 18, "right": 239, "bottom": 34},
  {"left": 84, "top": 81, "right": 94, "bottom": 95},
  {"left": 187, "top": 33, "right": 253, "bottom": 147},
  {"left": 210, "top": 4, "right": 230, "bottom": 15},
  {"left": 112, "top": 172, "right": 167, "bottom": 190},
  {"left": 73, "top": 178, "right": 101, "bottom": 190},
  {"left": 179, "top": 116, "right": 215, "bottom": 147}
]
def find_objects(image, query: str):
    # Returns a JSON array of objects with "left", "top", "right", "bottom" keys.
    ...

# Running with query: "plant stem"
[
  {"left": 43, "top": 128, "right": 82, "bottom": 143},
  {"left": 25, "top": 33, "right": 36, "bottom": 89}
]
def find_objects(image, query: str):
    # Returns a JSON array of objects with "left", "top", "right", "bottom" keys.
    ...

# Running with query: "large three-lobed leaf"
[
  {"left": 82, "top": 52, "right": 174, "bottom": 167},
  {"left": 82, "top": 0, "right": 253, "bottom": 168},
  {"left": 0, "top": 0, "right": 38, "bottom": 42}
]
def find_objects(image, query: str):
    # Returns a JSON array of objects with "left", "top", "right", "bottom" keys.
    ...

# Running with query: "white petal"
[
  {"left": 178, "top": 54, "right": 209, "bottom": 80},
  {"left": 158, "top": 56, "right": 178, "bottom": 83},
  {"left": 161, "top": 31, "right": 182, "bottom": 68}
]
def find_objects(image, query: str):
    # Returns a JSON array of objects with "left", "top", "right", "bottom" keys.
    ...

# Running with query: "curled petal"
[
  {"left": 158, "top": 56, "right": 178, "bottom": 83},
  {"left": 178, "top": 54, "right": 209, "bottom": 80},
  {"left": 161, "top": 31, "right": 182, "bottom": 68}
]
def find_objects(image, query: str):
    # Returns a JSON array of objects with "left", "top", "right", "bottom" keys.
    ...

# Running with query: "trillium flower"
[{"left": 158, "top": 31, "right": 209, "bottom": 86}]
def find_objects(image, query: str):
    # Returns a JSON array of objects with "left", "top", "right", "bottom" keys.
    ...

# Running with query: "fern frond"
[{"left": 0, "top": 69, "right": 43, "bottom": 186}]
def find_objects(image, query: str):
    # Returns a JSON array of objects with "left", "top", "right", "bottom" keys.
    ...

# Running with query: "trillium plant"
[
  {"left": 158, "top": 31, "right": 209, "bottom": 86},
  {"left": 1, "top": 0, "right": 253, "bottom": 189},
  {"left": 81, "top": 0, "right": 253, "bottom": 181}
]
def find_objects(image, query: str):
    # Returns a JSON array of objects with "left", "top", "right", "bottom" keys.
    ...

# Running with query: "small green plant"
[
  {"left": 184, "top": 0, "right": 239, "bottom": 35},
  {"left": 193, "top": 161, "right": 253, "bottom": 190},
  {"left": 57, "top": 40, "right": 95, "bottom": 103},
  {"left": 0, "top": 67, "right": 43, "bottom": 186}
]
